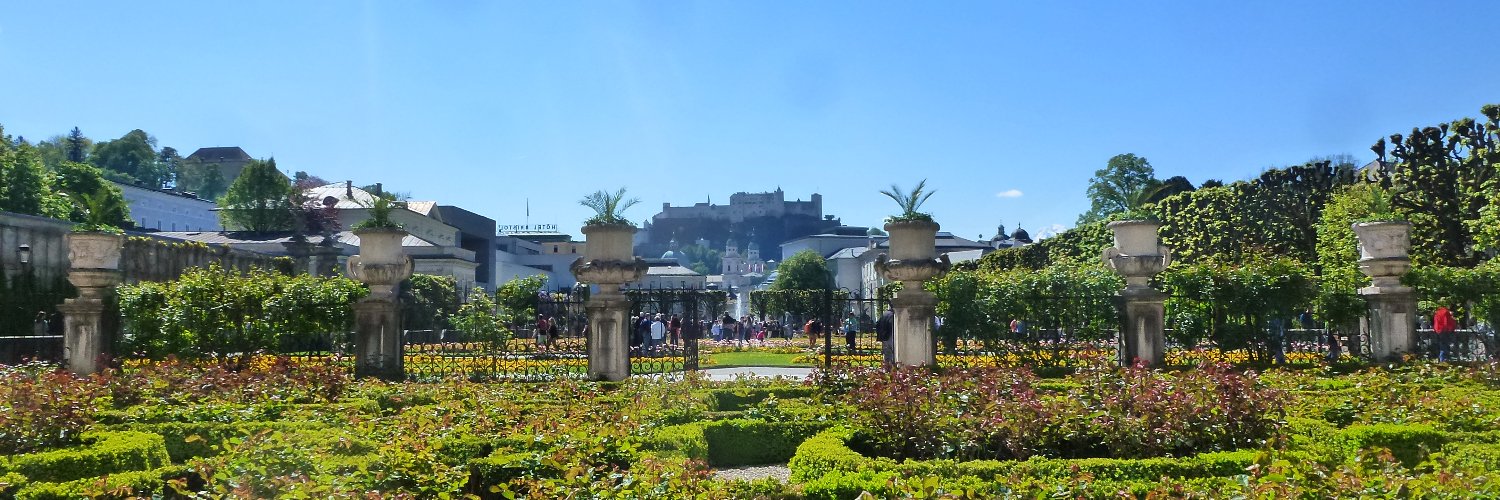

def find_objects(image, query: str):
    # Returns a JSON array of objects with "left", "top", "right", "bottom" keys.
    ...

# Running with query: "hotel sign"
[{"left": 499, "top": 223, "right": 559, "bottom": 234}]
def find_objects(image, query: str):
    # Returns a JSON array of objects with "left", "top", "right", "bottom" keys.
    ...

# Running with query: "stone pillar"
[
  {"left": 347, "top": 228, "right": 413, "bottom": 380},
  {"left": 311, "top": 244, "right": 343, "bottom": 277},
  {"left": 1103, "top": 221, "right": 1171, "bottom": 367},
  {"left": 61, "top": 232, "right": 124, "bottom": 375},
  {"left": 282, "top": 240, "right": 313, "bottom": 275},
  {"left": 876, "top": 220, "right": 950, "bottom": 367},
  {"left": 572, "top": 223, "right": 645, "bottom": 381},
  {"left": 1353, "top": 222, "right": 1417, "bottom": 361}
]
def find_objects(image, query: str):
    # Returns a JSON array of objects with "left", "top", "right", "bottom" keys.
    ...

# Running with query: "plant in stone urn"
[
  {"left": 878, "top": 180, "right": 947, "bottom": 270},
  {"left": 879, "top": 179, "right": 935, "bottom": 223},
  {"left": 573, "top": 188, "right": 647, "bottom": 284},
  {"left": 67, "top": 189, "right": 128, "bottom": 271},
  {"left": 348, "top": 194, "right": 412, "bottom": 299},
  {"left": 352, "top": 194, "right": 404, "bottom": 230}
]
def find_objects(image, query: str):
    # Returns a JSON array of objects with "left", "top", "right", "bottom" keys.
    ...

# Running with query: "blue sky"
[{"left": 2, "top": 2, "right": 1497, "bottom": 241}]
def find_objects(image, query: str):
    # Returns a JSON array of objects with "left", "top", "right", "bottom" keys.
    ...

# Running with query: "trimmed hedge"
[
  {"left": 703, "top": 387, "right": 817, "bottom": 412},
  {"left": 1338, "top": 423, "right": 1447, "bottom": 468},
  {"left": 643, "top": 422, "right": 708, "bottom": 461},
  {"left": 107, "top": 421, "right": 334, "bottom": 462},
  {"left": 12, "top": 465, "right": 190, "bottom": 500},
  {"left": 703, "top": 419, "right": 827, "bottom": 467},
  {"left": 467, "top": 450, "right": 545, "bottom": 493},
  {"left": 789, "top": 427, "right": 1255, "bottom": 486},
  {"left": 799, "top": 469, "right": 1242, "bottom": 500},
  {"left": 0, "top": 431, "right": 169, "bottom": 484},
  {"left": 644, "top": 419, "right": 828, "bottom": 467}
]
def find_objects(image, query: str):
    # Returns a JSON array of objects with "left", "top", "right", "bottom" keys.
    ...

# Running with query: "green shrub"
[
  {"left": 0, "top": 431, "right": 170, "bottom": 484},
  {"left": 466, "top": 450, "right": 545, "bottom": 492},
  {"left": 108, "top": 421, "right": 334, "bottom": 462},
  {"left": 1339, "top": 423, "right": 1448, "bottom": 468},
  {"left": 1443, "top": 443, "right": 1500, "bottom": 472},
  {"left": 788, "top": 427, "right": 894, "bottom": 483},
  {"left": 642, "top": 422, "right": 708, "bottom": 461},
  {"left": 12, "top": 465, "right": 189, "bottom": 500},
  {"left": 703, "top": 387, "right": 817, "bottom": 412},
  {"left": 703, "top": 419, "right": 826, "bottom": 467},
  {"left": 800, "top": 469, "right": 903, "bottom": 500}
]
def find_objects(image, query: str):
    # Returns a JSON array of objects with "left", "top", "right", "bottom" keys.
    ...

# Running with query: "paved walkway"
[{"left": 697, "top": 366, "right": 813, "bottom": 381}]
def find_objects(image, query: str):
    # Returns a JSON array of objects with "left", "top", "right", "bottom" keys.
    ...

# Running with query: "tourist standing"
[
  {"left": 842, "top": 312, "right": 859, "bottom": 352},
  {"left": 32, "top": 311, "right": 48, "bottom": 337},
  {"left": 535, "top": 315, "right": 550, "bottom": 346},
  {"left": 711, "top": 320, "right": 723, "bottom": 341},
  {"left": 876, "top": 310, "right": 894, "bottom": 366},
  {"left": 1433, "top": 306, "right": 1457, "bottom": 362},
  {"left": 669, "top": 314, "right": 682, "bottom": 345},
  {"left": 649, "top": 314, "right": 667, "bottom": 353}
]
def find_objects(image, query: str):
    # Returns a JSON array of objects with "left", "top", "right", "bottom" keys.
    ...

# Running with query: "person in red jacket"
[{"left": 1433, "top": 306, "right": 1457, "bottom": 362}]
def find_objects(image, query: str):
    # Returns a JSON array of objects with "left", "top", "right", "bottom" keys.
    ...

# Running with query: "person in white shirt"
[{"left": 649, "top": 314, "right": 667, "bottom": 352}]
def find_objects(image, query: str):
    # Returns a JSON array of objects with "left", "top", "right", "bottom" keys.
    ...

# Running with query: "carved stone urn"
[
  {"left": 1103, "top": 220, "right": 1171, "bottom": 367},
  {"left": 348, "top": 228, "right": 413, "bottom": 299},
  {"left": 1352, "top": 221, "right": 1412, "bottom": 290},
  {"left": 348, "top": 228, "right": 413, "bottom": 380},
  {"left": 876, "top": 220, "right": 950, "bottom": 367},
  {"left": 1102, "top": 220, "right": 1171, "bottom": 291},
  {"left": 574, "top": 223, "right": 646, "bottom": 381},
  {"left": 66, "top": 232, "right": 125, "bottom": 270}
]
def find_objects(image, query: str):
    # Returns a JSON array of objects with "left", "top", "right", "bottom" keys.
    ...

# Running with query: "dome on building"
[
  {"left": 1011, "top": 227, "right": 1032, "bottom": 244},
  {"left": 661, "top": 250, "right": 679, "bottom": 259}
]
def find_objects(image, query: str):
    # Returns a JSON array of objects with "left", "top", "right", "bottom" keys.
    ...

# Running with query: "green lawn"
[{"left": 705, "top": 351, "right": 807, "bottom": 367}]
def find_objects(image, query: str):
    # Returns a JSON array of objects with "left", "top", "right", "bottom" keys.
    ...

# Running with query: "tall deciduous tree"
[
  {"left": 0, "top": 145, "right": 67, "bottom": 218},
  {"left": 89, "top": 129, "right": 165, "bottom": 187},
  {"left": 1078, "top": 153, "right": 1161, "bottom": 224},
  {"left": 770, "top": 250, "right": 831, "bottom": 290},
  {"left": 219, "top": 158, "right": 294, "bottom": 233},
  {"left": 1375, "top": 104, "right": 1497, "bottom": 266}
]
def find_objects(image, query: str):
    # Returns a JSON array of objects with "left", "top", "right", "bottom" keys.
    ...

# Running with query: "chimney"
[{"left": 345, "top": 180, "right": 353, "bottom": 199}]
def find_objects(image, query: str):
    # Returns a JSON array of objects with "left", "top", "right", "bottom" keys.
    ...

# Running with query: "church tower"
[{"left": 722, "top": 238, "right": 744, "bottom": 276}]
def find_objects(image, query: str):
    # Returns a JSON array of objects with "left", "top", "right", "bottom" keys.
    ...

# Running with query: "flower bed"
[{"left": 3, "top": 359, "right": 1500, "bottom": 497}]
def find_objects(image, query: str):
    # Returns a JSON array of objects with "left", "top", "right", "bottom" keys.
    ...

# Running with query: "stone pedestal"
[
  {"left": 890, "top": 288, "right": 938, "bottom": 367},
  {"left": 62, "top": 232, "right": 125, "bottom": 375},
  {"left": 311, "top": 244, "right": 343, "bottom": 277},
  {"left": 574, "top": 223, "right": 645, "bottom": 381},
  {"left": 585, "top": 284, "right": 633, "bottom": 381},
  {"left": 60, "top": 270, "right": 120, "bottom": 375},
  {"left": 877, "top": 220, "right": 950, "bottom": 368},
  {"left": 282, "top": 240, "right": 314, "bottom": 275},
  {"left": 352, "top": 297, "right": 403, "bottom": 380},
  {"left": 1118, "top": 288, "right": 1167, "bottom": 367},
  {"left": 348, "top": 228, "right": 413, "bottom": 381},
  {"left": 1354, "top": 221, "right": 1416, "bottom": 361},
  {"left": 1103, "top": 221, "right": 1171, "bottom": 367}
]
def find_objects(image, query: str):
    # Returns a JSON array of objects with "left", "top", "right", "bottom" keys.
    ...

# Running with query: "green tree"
[
  {"left": 678, "top": 244, "right": 721, "bottom": 276},
  {"left": 0, "top": 145, "right": 60, "bottom": 217},
  {"left": 770, "top": 250, "right": 831, "bottom": 290},
  {"left": 579, "top": 188, "right": 640, "bottom": 226},
  {"left": 65, "top": 127, "right": 89, "bottom": 163},
  {"left": 452, "top": 291, "right": 509, "bottom": 344},
  {"left": 52, "top": 161, "right": 129, "bottom": 226},
  {"left": 402, "top": 274, "right": 460, "bottom": 331},
  {"left": 1375, "top": 104, "right": 1497, "bottom": 266},
  {"left": 157, "top": 146, "right": 182, "bottom": 189},
  {"left": 89, "top": 129, "right": 165, "bottom": 187},
  {"left": 1078, "top": 153, "right": 1161, "bottom": 224},
  {"left": 218, "top": 158, "right": 294, "bottom": 233},
  {"left": 496, "top": 275, "right": 547, "bottom": 330}
]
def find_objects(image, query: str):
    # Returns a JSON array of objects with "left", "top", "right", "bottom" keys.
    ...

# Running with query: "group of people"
[{"left": 1426, "top": 306, "right": 1495, "bottom": 362}]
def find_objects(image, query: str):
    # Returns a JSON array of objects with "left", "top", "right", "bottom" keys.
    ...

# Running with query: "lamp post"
[{"left": 17, "top": 244, "right": 31, "bottom": 266}]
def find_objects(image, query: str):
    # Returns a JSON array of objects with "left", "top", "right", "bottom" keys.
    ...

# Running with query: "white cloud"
[
  {"left": 1034, "top": 224, "right": 1069, "bottom": 240},
  {"left": 995, "top": 189, "right": 1023, "bottom": 198}
]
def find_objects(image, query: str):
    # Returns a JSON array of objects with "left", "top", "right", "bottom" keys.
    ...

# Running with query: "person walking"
[
  {"left": 1433, "top": 306, "right": 1457, "bottom": 362},
  {"left": 876, "top": 309, "right": 895, "bottom": 367}
]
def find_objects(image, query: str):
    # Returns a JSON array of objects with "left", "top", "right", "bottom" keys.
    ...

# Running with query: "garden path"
[{"left": 698, "top": 366, "right": 812, "bottom": 381}]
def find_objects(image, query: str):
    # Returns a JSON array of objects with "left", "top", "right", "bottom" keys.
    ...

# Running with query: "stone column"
[
  {"left": 311, "top": 243, "right": 344, "bottom": 277},
  {"left": 572, "top": 224, "right": 645, "bottom": 381},
  {"left": 347, "top": 228, "right": 413, "bottom": 380},
  {"left": 1353, "top": 222, "right": 1417, "bottom": 361},
  {"left": 61, "top": 232, "right": 124, "bottom": 375},
  {"left": 1103, "top": 221, "right": 1171, "bottom": 367},
  {"left": 876, "top": 220, "right": 950, "bottom": 367},
  {"left": 281, "top": 240, "right": 313, "bottom": 275}
]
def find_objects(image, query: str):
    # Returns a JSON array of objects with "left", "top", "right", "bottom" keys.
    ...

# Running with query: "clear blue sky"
[{"left": 2, "top": 2, "right": 1497, "bottom": 241}]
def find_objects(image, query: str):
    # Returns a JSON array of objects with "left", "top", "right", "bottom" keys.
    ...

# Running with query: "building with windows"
[{"left": 115, "top": 181, "right": 222, "bottom": 232}]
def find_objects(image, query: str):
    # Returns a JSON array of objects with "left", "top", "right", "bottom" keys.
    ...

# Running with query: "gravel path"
[{"left": 711, "top": 464, "right": 791, "bottom": 482}]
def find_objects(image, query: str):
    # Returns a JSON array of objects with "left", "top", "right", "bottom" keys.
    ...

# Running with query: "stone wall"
[{"left": 0, "top": 211, "right": 285, "bottom": 286}]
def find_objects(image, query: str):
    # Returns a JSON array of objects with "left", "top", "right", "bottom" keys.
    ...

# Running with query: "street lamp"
[{"left": 16, "top": 244, "right": 30, "bottom": 265}]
